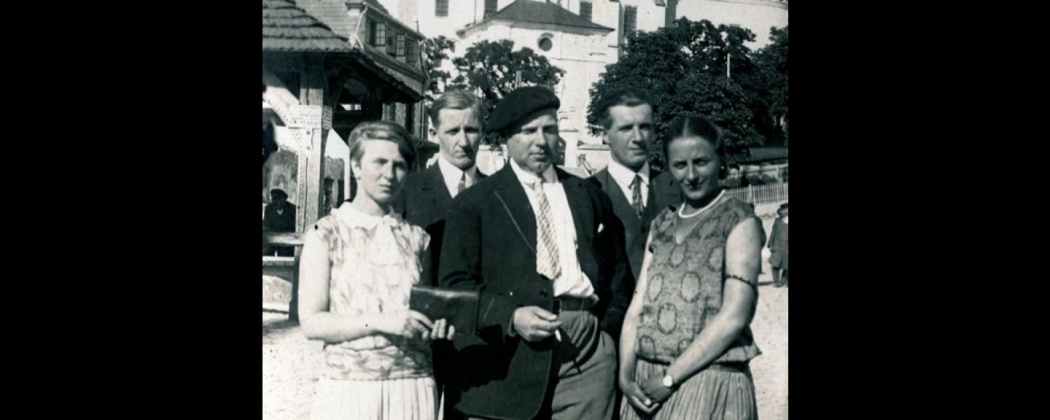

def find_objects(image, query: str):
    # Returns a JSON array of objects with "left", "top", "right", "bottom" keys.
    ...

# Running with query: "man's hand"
[{"left": 511, "top": 306, "right": 562, "bottom": 342}]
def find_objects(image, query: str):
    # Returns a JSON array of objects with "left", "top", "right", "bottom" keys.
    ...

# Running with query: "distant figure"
[
  {"left": 769, "top": 203, "right": 789, "bottom": 287},
  {"left": 263, "top": 188, "right": 297, "bottom": 256}
]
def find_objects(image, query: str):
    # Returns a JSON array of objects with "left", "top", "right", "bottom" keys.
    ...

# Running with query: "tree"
[
  {"left": 422, "top": 35, "right": 457, "bottom": 109},
  {"left": 449, "top": 40, "right": 565, "bottom": 143},
  {"left": 588, "top": 18, "right": 775, "bottom": 168},
  {"left": 746, "top": 26, "right": 789, "bottom": 145},
  {"left": 421, "top": 38, "right": 566, "bottom": 144}
]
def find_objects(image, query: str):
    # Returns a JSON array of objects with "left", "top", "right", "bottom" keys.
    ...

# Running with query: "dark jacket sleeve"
[
  {"left": 438, "top": 192, "right": 518, "bottom": 342},
  {"left": 596, "top": 189, "right": 633, "bottom": 342}
]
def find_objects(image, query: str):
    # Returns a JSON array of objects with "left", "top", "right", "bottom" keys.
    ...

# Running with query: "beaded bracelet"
[{"left": 725, "top": 274, "right": 757, "bottom": 289}]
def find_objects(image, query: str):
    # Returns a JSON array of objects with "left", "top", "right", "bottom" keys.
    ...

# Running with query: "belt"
[
  {"left": 553, "top": 296, "right": 594, "bottom": 312},
  {"left": 705, "top": 361, "right": 751, "bottom": 373}
]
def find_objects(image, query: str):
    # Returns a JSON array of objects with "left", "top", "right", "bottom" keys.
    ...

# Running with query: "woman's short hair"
[
  {"left": 662, "top": 116, "right": 729, "bottom": 178},
  {"left": 347, "top": 121, "right": 416, "bottom": 169}
]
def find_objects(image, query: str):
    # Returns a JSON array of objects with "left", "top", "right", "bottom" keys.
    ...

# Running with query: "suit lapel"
[
  {"left": 422, "top": 165, "right": 452, "bottom": 206},
  {"left": 598, "top": 168, "right": 641, "bottom": 231},
  {"left": 560, "top": 170, "right": 594, "bottom": 245},
  {"left": 492, "top": 166, "right": 537, "bottom": 254}
]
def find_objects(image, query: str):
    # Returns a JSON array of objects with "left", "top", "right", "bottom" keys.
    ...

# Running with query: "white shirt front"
[
  {"left": 606, "top": 159, "right": 650, "bottom": 207},
  {"left": 437, "top": 155, "right": 479, "bottom": 199},
  {"left": 509, "top": 160, "right": 597, "bottom": 303}
]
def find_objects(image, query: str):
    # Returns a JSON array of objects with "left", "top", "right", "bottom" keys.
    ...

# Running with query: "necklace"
[{"left": 678, "top": 190, "right": 725, "bottom": 219}]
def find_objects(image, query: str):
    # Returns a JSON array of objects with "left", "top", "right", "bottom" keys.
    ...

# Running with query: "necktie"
[
  {"left": 457, "top": 173, "right": 467, "bottom": 196},
  {"left": 631, "top": 174, "right": 645, "bottom": 219},
  {"left": 531, "top": 179, "right": 561, "bottom": 280}
]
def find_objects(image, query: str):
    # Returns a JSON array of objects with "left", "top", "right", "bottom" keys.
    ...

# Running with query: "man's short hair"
[
  {"left": 428, "top": 90, "right": 486, "bottom": 129},
  {"left": 595, "top": 86, "right": 654, "bottom": 130}
]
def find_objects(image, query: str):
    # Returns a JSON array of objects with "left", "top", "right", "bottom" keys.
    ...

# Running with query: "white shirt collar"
[
  {"left": 607, "top": 159, "right": 650, "bottom": 188},
  {"left": 509, "top": 159, "right": 558, "bottom": 187},
  {"left": 437, "top": 155, "right": 478, "bottom": 193}
]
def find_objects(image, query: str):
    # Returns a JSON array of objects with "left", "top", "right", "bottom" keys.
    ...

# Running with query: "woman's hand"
[
  {"left": 640, "top": 375, "right": 675, "bottom": 405},
  {"left": 620, "top": 375, "right": 661, "bottom": 415},
  {"left": 373, "top": 310, "right": 434, "bottom": 339},
  {"left": 426, "top": 319, "right": 456, "bottom": 340}
]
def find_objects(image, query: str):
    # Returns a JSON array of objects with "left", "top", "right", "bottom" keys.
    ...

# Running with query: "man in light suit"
[
  {"left": 439, "top": 86, "right": 632, "bottom": 420},
  {"left": 589, "top": 87, "right": 682, "bottom": 288}
]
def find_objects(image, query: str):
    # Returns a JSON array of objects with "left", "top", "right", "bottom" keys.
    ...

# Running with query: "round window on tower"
[{"left": 538, "top": 34, "right": 553, "bottom": 52}]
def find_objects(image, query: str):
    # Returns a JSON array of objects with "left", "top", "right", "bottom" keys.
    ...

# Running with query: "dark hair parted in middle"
[{"left": 663, "top": 116, "right": 730, "bottom": 179}]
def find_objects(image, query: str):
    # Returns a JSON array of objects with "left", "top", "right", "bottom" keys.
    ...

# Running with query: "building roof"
[
  {"left": 349, "top": 0, "right": 389, "bottom": 15},
  {"left": 262, "top": 0, "right": 353, "bottom": 53},
  {"left": 479, "top": 0, "right": 614, "bottom": 32}
]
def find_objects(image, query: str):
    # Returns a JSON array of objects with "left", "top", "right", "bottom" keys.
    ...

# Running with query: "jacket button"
[{"left": 540, "top": 290, "right": 548, "bottom": 297}]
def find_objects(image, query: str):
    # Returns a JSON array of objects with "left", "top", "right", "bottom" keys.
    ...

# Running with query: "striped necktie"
[
  {"left": 531, "top": 179, "right": 560, "bottom": 280},
  {"left": 631, "top": 174, "right": 645, "bottom": 219}
]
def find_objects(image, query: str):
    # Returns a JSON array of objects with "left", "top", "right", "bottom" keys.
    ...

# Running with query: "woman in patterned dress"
[
  {"left": 298, "top": 121, "right": 454, "bottom": 420},
  {"left": 619, "top": 116, "right": 765, "bottom": 420}
]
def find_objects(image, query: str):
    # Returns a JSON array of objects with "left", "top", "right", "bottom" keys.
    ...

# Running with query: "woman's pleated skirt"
[{"left": 620, "top": 358, "right": 758, "bottom": 420}]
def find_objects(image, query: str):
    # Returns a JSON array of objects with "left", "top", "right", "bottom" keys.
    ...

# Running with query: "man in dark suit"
[
  {"left": 392, "top": 90, "right": 487, "bottom": 285},
  {"left": 439, "top": 86, "right": 632, "bottom": 420},
  {"left": 589, "top": 87, "right": 682, "bottom": 286},
  {"left": 391, "top": 90, "right": 487, "bottom": 420}
]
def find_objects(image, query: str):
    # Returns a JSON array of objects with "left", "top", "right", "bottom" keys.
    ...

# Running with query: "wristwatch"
[{"left": 662, "top": 374, "right": 675, "bottom": 388}]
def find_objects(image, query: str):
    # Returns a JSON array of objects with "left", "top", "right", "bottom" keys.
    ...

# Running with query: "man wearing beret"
[{"left": 438, "top": 86, "right": 632, "bottom": 420}]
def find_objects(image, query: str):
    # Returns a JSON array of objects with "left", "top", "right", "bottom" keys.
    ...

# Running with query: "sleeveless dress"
[
  {"left": 621, "top": 197, "right": 764, "bottom": 420},
  {"left": 308, "top": 204, "right": 437, "bottom": 420}
]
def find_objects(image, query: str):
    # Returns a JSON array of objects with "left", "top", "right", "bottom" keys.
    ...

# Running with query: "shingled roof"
[
  {"left": 262, "top": 0, "right": 353, "bottom": 53},
  {"left": 485, "top": 0, "right": 614, "bottom": 32}
]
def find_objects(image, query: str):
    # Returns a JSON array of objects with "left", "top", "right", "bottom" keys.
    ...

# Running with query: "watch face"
[{"left": 663, "top": 375, "right": 673, "bottom": 387}]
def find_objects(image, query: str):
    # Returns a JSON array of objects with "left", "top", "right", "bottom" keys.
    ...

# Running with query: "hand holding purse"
[{"left": 409, "top": 286, "right": 479, "bottom": 336}]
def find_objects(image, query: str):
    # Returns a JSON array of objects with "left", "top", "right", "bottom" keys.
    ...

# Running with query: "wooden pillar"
[{"left": 292, "top": 55, "right": 335, "bottom": 233}]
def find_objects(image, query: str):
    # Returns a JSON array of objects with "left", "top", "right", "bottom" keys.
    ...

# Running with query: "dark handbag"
[{"left": 409, "top": 286, "right": 479, "bottom": 336}]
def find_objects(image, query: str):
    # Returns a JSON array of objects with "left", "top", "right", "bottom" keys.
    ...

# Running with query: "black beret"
[{"left": 486, "top": 86, "right": 560, "bottom": 134}]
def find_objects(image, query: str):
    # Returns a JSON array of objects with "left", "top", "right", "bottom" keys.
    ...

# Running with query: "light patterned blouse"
[{"left": 312, "top": 204, "right": 431, "bottom": 381}]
